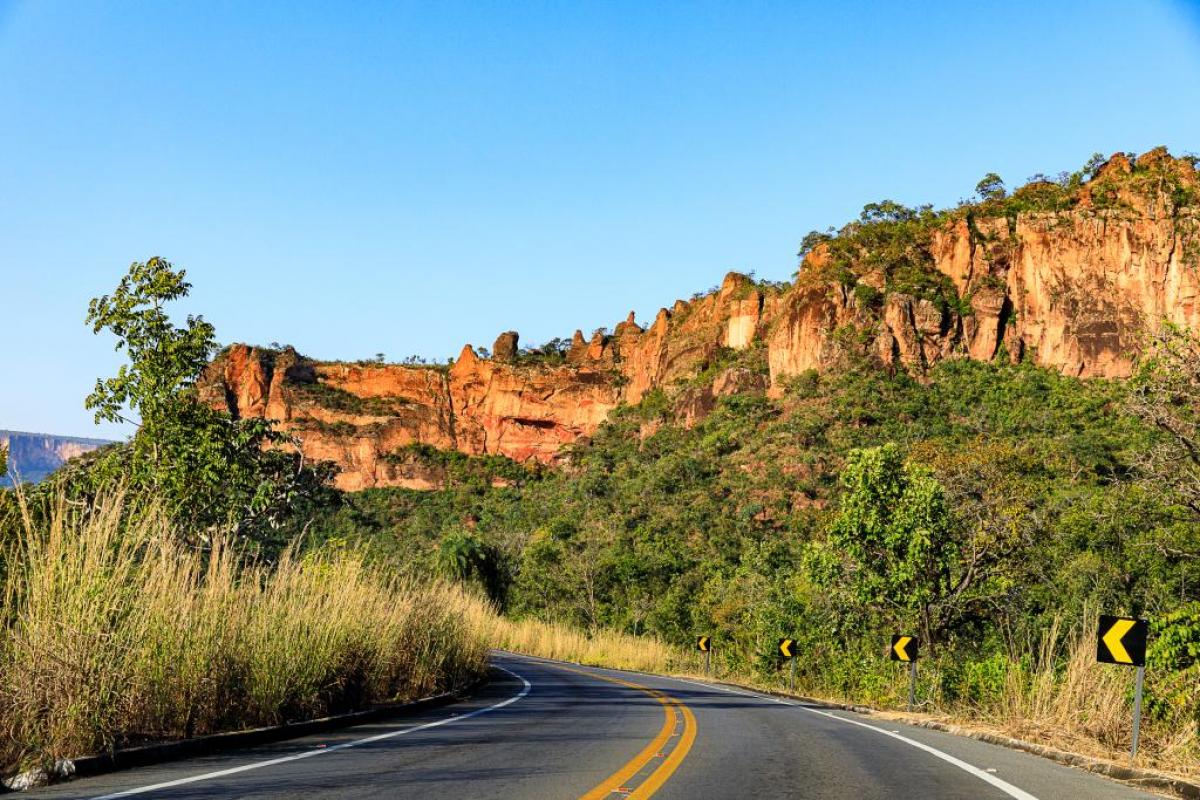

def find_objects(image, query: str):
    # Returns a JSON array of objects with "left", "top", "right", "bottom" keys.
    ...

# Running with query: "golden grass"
[
  {"left": 488, "top": 616, "right": 684, "bottom": 674},
  {"left": 0, "top": 490, "right": 490, "bottom": 774},
  {"left": 967, "top": 620, "right": 1199, "bottom": 777}
]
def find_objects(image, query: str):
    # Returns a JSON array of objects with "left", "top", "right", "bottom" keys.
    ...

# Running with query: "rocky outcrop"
[
  {"left": 200, "top": 149, "right": 1200, "bottom": 489},
  {"left": 924, "top": 210, "right": 1198, "bottom": 377},
  {"left": 493, "top": 331, "right": 519, "bottom": 361},
  {"left": 203, "top": 343, "right": 624, "bottom": 491},
  {"left": 448, "top": 345, "right": 620, "bottom": 464},
  {"left": 1, "top": 430, "right": 113, "bottom": 485},
  {"left": 766, "top": 284, "right": 843, "bottom": 383}
]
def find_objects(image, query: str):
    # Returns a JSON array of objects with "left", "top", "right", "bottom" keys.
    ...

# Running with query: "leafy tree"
[
  {"left": 1147, "top": 601, "right": 1200, "bottom": 728},
  {"left": 86, "top": 258, "right": 216, "bottom": 448},
  {"left": 1128, "top": 323, "right": 1200, "bottom": 527},
  {"left": 437, "top": 528, "right": 508, "bottom": 606},
  {"left": 1081, "top": 152, "right": 1108, "bottom": 181},
  {"left": 975, "top": 173, "right": 1006, "bottom": 201},
  {"left": 798, "top": 228, "right": 834, "bottom": 258},
  {"left": 71, "top": 257, "right": 337, "bottom": 547},
  {"left": 811, "top": 443, "right": 957, "bottom": 648}
]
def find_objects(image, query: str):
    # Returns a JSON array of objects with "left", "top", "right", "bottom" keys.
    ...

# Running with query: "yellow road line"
[
  {"left": 544, "top": 663, "right": 696, "bottom": 800},
  {"left": 627, "top": 697, "right": 696, "bottom": 799}
]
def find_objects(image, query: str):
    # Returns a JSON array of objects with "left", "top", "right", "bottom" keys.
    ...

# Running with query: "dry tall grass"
[
  {"left": 956, "top": 619, "right": 1198, "bottom": 775},
  {"left": 489, "top": 616, "right": 683, "bottom": 673},
  {"left": 0, "top": 490, "right": 490, "bottom": 775}
]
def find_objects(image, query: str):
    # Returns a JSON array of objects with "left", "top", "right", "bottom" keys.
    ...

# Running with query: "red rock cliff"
[{"left": 201, "top": 149, "right": 1200, "bottom": 490}]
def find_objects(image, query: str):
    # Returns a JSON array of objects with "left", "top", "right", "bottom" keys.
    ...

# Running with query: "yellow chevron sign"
[
  {"left": 696, "top": 636, "right": 711, "bottom": 652},
  {"left": 890, "top": 634, "right": 918, "bottom": 662},
  {"left": 1097, "top": 615, "right": 1147, "bottom": 667},
  {"left": 778, "top": 638, "right": 796, "bottom": 658}
]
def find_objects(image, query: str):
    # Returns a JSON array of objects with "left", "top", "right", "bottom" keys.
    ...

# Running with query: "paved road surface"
[{"left": 25, "top": 653, "right": 1157, "bottom": 799}]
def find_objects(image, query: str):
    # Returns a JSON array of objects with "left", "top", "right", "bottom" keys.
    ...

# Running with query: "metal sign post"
[
  {"left": 778, "top": 638, "right": 797, "bottom": 693},
  {"left": 889, "top": 634, "right": 919, "bottom": 711},
  {"left": 1095, "top": 615, "right": 1149, "bottom": 760},
  {"left": 1131, "top": 665, "right": 1145, "bottom": 759},
  {"left": 696, "top": 636, "right": 711, "bottom": 676}
]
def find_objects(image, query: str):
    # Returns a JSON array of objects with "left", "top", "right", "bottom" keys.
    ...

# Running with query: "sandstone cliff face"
[
  {"left": 200, "top": 150, "right": 1200, "bottom": 490},
  {"left": 765, "top": 150, "right": 1200, "bottom": 382},
  {"left": 202, "top": 272, "right": 777, "bottom": 490},
  {"left": 927, "top": 210, "right": 1200, "bottom": 377}
]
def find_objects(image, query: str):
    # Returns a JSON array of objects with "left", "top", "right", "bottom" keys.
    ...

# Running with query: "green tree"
[
  {"left": 1081, "top": 152, "right": 1108, "bottom": 181},
  {"left": 1147, "top": 602, "right": 1200, "bottom": 728},
  {"left": 86, "top": 259, "right": 216, "bottom": 453},
  {"left": 812, "top": 443, "right": 956, "bottom": 648},
  {"left": 72, "top": 257, "right": 337, "bottom": 547},
  {"left": 437, "top": 528, "right": 507, "bottom": 606},
  {"left": 975, "top": 173, "right": 1006, "bottom": 201},
  {"left": 1128, "top": 323, "right": 1200, "bottom": 532}
]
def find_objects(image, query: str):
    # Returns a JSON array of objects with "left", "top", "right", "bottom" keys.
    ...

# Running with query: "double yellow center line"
[{"left": 547, "top": 664, "right": 697, "bottom": 800}]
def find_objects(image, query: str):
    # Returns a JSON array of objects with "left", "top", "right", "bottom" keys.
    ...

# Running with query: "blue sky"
[{"left": 2, "top": 0, "right": 1199, "bottom": 438}]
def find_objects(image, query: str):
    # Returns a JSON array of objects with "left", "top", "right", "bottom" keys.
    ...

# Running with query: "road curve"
[{"left": 23, "top": 653, "right": 1158, "bottom": 799}]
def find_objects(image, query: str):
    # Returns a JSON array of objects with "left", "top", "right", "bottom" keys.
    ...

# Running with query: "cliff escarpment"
[
  {"left": 200, "top": 148, "right": 1200, "bottom": 490},
  {"left": 1, "top": 431, "right": 113, "bottom": 485}
]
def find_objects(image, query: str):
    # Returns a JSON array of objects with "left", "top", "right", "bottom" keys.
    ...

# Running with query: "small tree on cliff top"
[
  {"left": 975, "top": 173, "right": 1006, "bottom": 201},
  {"left": 76, "top": 257, "right": 336, "bottom": 548}
]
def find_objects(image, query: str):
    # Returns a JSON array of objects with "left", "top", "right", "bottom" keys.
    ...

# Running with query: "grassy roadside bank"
[
  {"left": 496, "top": 619, "right": 1199, "bottom": 781},
  {"left": 0, "top": 491, "right": 491, "bottom": 777},
  {"left": 1, "top": 486, "right": 1192, "bottom": 784}
]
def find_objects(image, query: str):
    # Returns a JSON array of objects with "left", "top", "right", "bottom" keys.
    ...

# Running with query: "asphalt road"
[{"left": 24, "top": 653, "right": 1158, "bottom": 799}]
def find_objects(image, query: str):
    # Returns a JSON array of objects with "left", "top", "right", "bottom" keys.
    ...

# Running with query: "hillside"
[
  {"left": 200, "top": 148, "right": 1200, "bottom": 491},
  {"left": 0, "top": 430, "right": 112, "bottom": 485},
  {"left": 9, "top": 149, "right": 1199, "bottom": 775}
]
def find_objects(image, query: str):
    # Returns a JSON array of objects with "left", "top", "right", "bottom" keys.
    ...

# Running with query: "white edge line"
[
  {"left": 666, "top": 676, "right": 1037, "bottom": 800},
  {"left": 794, "top": 705, "right": 1039, "bottom": 800},
  {"left": 87, "top": 666, "right": 532, "bottom": 800}
]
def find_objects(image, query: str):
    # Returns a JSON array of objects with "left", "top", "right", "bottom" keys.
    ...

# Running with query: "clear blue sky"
[{"left": 2, "top": 1, "right": 1199, "bottom": 439}]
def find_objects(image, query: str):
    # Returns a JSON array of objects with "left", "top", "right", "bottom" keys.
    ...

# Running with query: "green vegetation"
[
  {"left": 314, "top": 340, "right": 1199, "bottom": 767},
  {"left": 46, "top": 259, "right": 337, "bottom": 550},
  {"left": 811, "top": 443, "right": 957, "bottom": 650},
  {"left": 516, "top": 337, "right": 572, "bottom": 366},
  {"left": 0, "top": 258, "right": 492, "bottom": 777},
  {"left": 289, "top": 378, "right": 414, "bottom": 417},
  {"left": 801, "top": 200, "right": 963, "bottom": 315},
  {"left": 383, "top": 443, "right": 538, "bottom": 489}
]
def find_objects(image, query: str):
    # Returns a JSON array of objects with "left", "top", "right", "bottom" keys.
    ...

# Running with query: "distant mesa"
[{"left": 1, "top": 430, "right": 114, "bottom": 486}]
